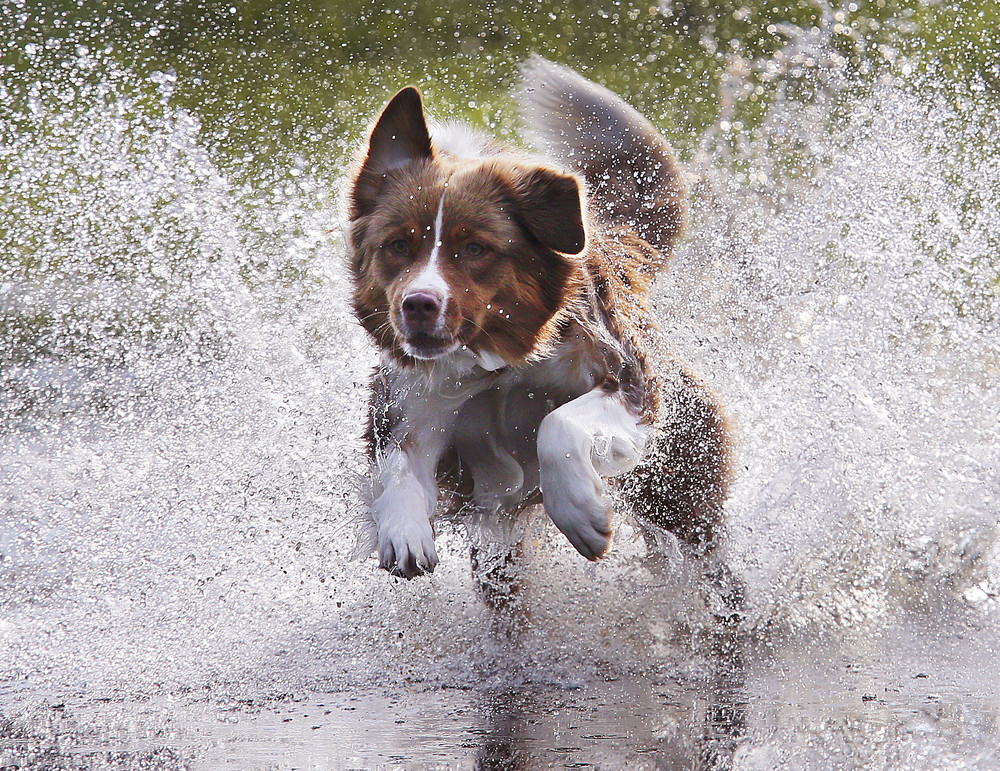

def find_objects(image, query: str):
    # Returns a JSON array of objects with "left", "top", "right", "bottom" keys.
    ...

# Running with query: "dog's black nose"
[{"left": 401, "top": 291, "right": 442, "bottom": 332}]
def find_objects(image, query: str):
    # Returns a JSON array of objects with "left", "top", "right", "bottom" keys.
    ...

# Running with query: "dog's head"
[{"left": 347, "top": 87, "right": 588, "bottom": 365}]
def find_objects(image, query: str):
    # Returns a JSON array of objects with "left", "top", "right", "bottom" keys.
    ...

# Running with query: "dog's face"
[{"left": 348, "top": 87, "right": 588, "bottom": 364}]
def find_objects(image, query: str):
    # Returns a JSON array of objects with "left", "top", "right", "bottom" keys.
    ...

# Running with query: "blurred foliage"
[
  {"left": 0, "top": 0, "right": 996, "bottom": 375},
  {"left": 2, "top": 0, "right": 998, "bottom": 171}
]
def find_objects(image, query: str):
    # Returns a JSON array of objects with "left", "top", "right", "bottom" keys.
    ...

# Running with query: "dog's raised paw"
[
  {"left": 537, "top": 408, "right": 616, "bottom": 560},
  {"left": 544, "top": 491, "right": 613, "bottom": 560},
  {"left": 377, "top": 517, "right": 438, "bottom": 579}
]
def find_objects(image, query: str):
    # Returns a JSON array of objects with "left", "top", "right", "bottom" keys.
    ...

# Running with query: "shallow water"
[
  {"left": 2, "top": 3, "right": 999, "bottom": 769},
  {"left": 3, "top": 624, "right": 999, "bottom": 769}
]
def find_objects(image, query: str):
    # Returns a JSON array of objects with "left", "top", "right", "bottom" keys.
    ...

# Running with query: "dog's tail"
[{"left": 518, "top": 57, "right": 687, "bottom": 256}]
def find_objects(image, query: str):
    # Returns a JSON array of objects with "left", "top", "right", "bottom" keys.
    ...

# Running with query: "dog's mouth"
[{"left": 402, "top": 332, "right": 460, "bottom": 360}]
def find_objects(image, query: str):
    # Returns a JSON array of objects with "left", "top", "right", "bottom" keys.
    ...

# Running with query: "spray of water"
[{"left": 0, "top": 35, "right": 997, "bottom": 745}]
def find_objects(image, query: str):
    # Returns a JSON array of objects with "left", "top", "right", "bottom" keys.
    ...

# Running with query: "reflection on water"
[
  {"left": 471, "top": 652, "right": 747, "bottom": 771},
  {"left": 4, "top": 622, "right": 1000, "bottom": 769},
  {"left": 0, "top": 631, "right": 751, "bottom": 770}
]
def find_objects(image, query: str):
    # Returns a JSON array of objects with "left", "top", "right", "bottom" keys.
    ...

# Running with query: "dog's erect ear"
[
  {"left": 509, "top": 166, "right": 587, "bottom": 255},
  {"left": 364, "top": 87, "right": 433, "bottom": 173},
  {"left": 351, "top": 87, "right": 433, "bottom": 218}
]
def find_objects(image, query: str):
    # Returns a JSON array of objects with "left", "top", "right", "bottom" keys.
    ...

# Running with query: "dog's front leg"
[
  {"left": 371, "top": 401, "right": 456, "bottom": 579},
  {"left": 537, "top": 387, "right": 649, "bottom": 560}
]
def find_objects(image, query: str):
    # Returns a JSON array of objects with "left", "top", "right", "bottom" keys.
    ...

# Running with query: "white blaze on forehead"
[{"left": 407, "top": 189, "right": 450, "bottom": 311}]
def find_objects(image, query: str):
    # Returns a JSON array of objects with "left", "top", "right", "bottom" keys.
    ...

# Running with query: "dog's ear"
[
  {"left": 351, "top": 87, "right": 433, "bottom": 218},
  {"left": 509, "top": 166, "right": 587, "bottom": 255}
]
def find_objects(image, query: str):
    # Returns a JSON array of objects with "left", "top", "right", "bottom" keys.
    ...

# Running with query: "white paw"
[
  {"left": 538, "top": 440, "right": 611, "bottom": 560},
  {"left": 377, "top": 516, "right": 438, "bottom": 579},
  {"left": 543, "top": 484, "right": 614, "bottom": 560},
  {"left": 536, "top": 390, "right": 645, "bottom": 560},
  {"left": 537, "top": 420, "right": 613, "bottom": 560}
]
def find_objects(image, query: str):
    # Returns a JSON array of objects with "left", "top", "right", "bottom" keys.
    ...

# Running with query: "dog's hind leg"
[
  {"left": 621, "top": 365, "right": 732, "bottom": 553},
  {"left": 471, "top": 542, "right": 527, "bottom": 639},
  {"left": 621, "top": 365, "right": 743, "bottom": 623},
  {"left": 465, "top": 502, "right": 531, "bottom": 640}
]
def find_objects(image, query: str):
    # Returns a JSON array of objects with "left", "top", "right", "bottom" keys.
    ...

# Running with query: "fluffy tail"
[{"left": 518, "top": 57, "right": 687, "bottom": 255}]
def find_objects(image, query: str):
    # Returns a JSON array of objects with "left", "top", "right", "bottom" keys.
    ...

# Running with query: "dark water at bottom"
[{"left": 2, "top": 619, "right": 997, "bottom": 770}]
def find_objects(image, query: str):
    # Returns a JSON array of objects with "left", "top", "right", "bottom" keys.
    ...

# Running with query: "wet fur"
[{"left": 347, "top": 58, "right": 731, "bottom": 579}]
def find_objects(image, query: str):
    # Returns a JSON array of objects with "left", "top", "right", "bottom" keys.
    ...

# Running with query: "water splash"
[
  {"left": 0, "top": 40, "right": 998, "bottom": 766},
  {"left": 671, "top": 62, "right": 1000, "bottom": 631}
]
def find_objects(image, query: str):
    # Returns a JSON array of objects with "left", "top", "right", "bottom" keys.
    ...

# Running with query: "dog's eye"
[
  {"left": 464, "top": 242, "right": 487, "bottom": 258},
  {"left": 388, "top": 239, "right": 409, "bottom": 255}
]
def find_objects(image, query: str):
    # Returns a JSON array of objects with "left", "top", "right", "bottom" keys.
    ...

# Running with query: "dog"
[{"left": 346, "top": 58, "right": 731, "bottom": 580}]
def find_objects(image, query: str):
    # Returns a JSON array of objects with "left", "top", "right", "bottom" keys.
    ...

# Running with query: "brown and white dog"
[{"left": 347, "top": 58, "right": 731, "bottom": 579}]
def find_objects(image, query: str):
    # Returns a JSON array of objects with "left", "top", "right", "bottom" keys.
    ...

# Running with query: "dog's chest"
[{"left": 447, "top": 340, "right": 606, "bottom": 505}]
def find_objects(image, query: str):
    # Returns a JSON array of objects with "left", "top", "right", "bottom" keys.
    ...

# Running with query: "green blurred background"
[
  {"left": 1, "top": 0, "right": 996, "bottom": 376},
  {"left": 4, "top": 0, "right": 997, "bottom": 171}
]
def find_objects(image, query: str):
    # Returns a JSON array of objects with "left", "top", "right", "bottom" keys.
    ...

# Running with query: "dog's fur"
[{"left": 347, "top": 58, "right": 731, "bottom": 579}]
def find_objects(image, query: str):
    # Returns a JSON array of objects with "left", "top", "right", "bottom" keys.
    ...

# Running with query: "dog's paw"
[
  {"left": 543, "top": 488, "right": 613, "bottom": 560},
  {"left": 537, "top": 453, "right": 613, "bottom": 560},
  {"left": 538, "top": 410, "right": 615, "bottom": 560},
  {"left": 377, "top": 517, "right": 438, "bottom": 579}
]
